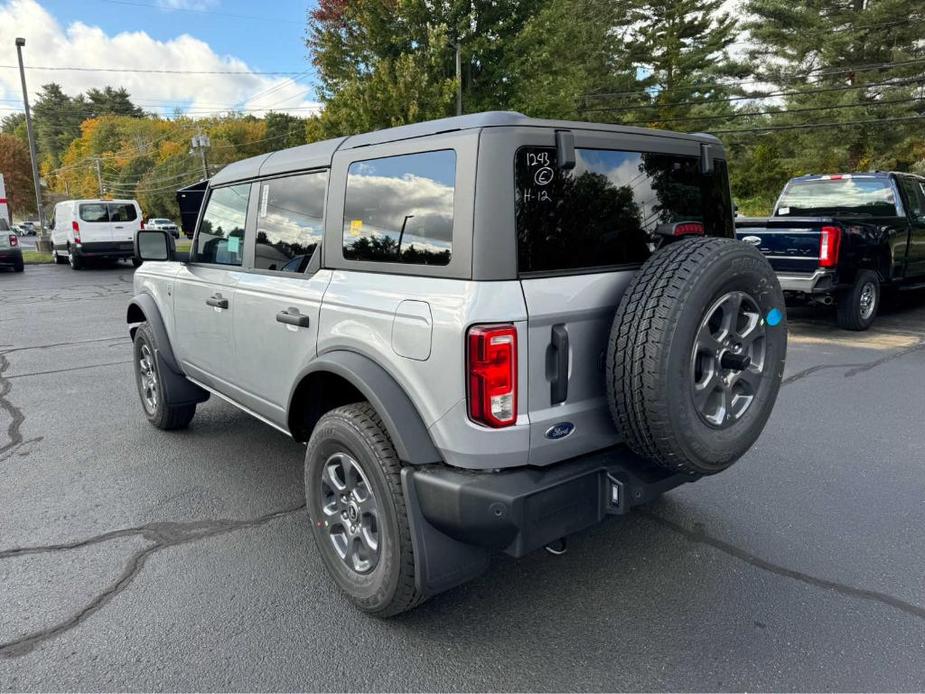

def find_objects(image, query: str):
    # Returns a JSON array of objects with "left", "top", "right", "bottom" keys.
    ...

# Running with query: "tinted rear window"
[
  {"left": 343, "top": 150, "right": 454, "bottom": 266},
  {"left": 515, "top": 147, "right": 733, "bottom": 274},
  {"left": 79, "top": 203, "right": 109, "bottom": 223},
  {"left": 78, "top": 203, "right": 138, "bottom": 223},
  {"left": 776, "top": 178, "right": 898, "bottom": 217}
]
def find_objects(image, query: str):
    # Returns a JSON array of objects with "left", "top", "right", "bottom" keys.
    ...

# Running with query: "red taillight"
[
  {"left": 9, "top": 234, "right": 17, "bottom": 247},
  {"left": 819, "top": 225, "right": 841, "bottom": 268},
  {"left": 467, "top": 325, "right": 518, "bottom": 428},
  {"left": 674, "top": 222, "right": 705, "bottom": 236},
  {"left": 140, "top": 220, "right": 145, "bottom": 230},
  {"left": 72, "top": 220, "right": 81, "bottom": 243}
]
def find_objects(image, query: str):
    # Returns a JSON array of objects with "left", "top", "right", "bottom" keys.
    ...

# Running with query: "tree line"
[{"left": 1, "top": 0, "right": 923, "bottom": 222}]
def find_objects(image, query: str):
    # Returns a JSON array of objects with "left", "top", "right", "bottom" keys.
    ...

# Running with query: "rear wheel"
[
  {"left": 305, "top": 403, "right": 421, "bottom": 617},
  {"left": 67, "top": 246, "right": 82, "bottom": 270},
  {"left": 133, "top": 322, "right": 196, "bottom": 430},
  {"left": 836, "top": 270, "right": 879, "bottom": 331},
  {"left": 53, "top": 250, "right": 67, "bottom": 265},
  {"left": 607, "top": 237, "right": 788, "bottom": 475}
]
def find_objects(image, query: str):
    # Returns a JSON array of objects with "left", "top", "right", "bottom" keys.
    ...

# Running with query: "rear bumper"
[
  {"left": 75, "top": 241, "right": 135, "bottom": 258},
  {"left": 0, "top": 249, "right": 23, "bottom": 265},
  {"left": 777, "top": 268, "right": 836, "bottom": 294},
  {"left": 408, "top": 446, "right": 696, "bottom": 558}
]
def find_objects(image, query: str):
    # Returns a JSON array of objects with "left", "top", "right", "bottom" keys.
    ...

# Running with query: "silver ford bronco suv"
[{"left": 129, "top": 112, "right": 787, "bottom": 616}]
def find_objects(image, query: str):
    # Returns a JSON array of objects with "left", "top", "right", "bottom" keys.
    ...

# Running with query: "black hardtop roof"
[{"left": 209, "top": 111, "right": 723, "bottom": 186}]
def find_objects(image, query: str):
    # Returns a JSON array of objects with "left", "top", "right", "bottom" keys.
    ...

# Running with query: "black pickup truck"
[{"left": 735, "top": 172, "right": 925, "bottom": 329}]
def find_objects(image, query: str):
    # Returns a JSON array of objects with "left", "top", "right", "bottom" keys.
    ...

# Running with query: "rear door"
[
  {"left": 77, "top": 202, "right": 111, "bottom": 243},
  {"left": 231, "top": 170, "right": 330, "bottom": 424},
  {"left": 107, "top": 201, "right": 140, "bottom": 246},
  {"left": 897, "top": 175, "right": 925, "bottom": 278},
  {"left": 513, "top": 131, "right": 733, "bottom": 465}
]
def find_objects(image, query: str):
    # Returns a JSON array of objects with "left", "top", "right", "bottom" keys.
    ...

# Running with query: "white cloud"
[
  {"left": 157, "top": 0, "right": 219, "bottom": 10},
  {"left": 0, "top": 0, "right": 320, "bottom": 118}
]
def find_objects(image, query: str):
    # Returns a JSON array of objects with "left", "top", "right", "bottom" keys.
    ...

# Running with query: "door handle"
[
  {"left": 550, "top": 324, "right": 569, "bottom": 405},
  {"left": 206, "top": 294, "right": 229, "bottom": 309},
  {"left": 276, "top": 308, "right": 310, "bottom": 328}
]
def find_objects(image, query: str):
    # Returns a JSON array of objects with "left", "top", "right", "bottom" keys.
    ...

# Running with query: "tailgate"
[{"left": 735, "top": 218, "right": 825, "bottom": 274}]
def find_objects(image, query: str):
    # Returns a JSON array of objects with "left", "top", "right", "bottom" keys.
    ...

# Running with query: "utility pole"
[
  {"left": 455, "top": 42, "right": 462, "bottom": 116},
  {"left": 15, "top": 37, "right": 49, "bottom": 251},
  {"left": 191, "top": 132, "right": 211, "bottom": 179},
  {"left": 94, "top": 158, "right": 104, "bottom": 197}
]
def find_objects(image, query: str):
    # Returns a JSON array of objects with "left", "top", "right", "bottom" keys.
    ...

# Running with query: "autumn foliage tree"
[{"left": 0, "top": 133, "right": 36, "bottom": 218}]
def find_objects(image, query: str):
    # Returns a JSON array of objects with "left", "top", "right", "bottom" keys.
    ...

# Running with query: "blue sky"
[
  {"left": 0, "top": 0, "right": 322, "bottom": 117},
  {"left": 43, "top": 0, "right": 316, "bottom": 79}
]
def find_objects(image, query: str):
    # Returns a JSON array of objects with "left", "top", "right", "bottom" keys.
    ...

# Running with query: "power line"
[
  {"left": 710, "top": 114, "right": 924, "bottom": 135},
  {"left": 0, "top": 65, "right": 303, "bottom": 75},
  {"left": 625, "top": 95, "right": 925, "bottom": 127},
  {"left": 580, "top": 76, "right": 925, "bottom": 114}
]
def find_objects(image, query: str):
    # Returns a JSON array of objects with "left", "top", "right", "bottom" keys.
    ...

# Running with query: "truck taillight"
[
  {"left": 9, "top": 234, "right": 17, "bottom": 247},
  {"left": 819, "top": 225, "right": 841, "bottom": 268},
  {"left": 71, "top": 220, "right": 81, "bottom": 244},
  {"left": 467, "top": 325, "right": 517, "bottom": 428},
  {"left": 673, "top": 222, "right": 704, "bottom": 236}
]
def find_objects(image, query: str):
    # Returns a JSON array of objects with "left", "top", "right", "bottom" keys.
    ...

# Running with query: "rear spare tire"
[{"left": 607, "top": 237, "right": 787, "bottom": 475}]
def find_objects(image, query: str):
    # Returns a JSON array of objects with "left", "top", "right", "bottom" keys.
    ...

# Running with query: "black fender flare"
[
  {"left": 126, "top": 293, "right": 209, "bottom": 406},
  {"left": 290, "top": 351, "right": 442, "bottom": 465}
]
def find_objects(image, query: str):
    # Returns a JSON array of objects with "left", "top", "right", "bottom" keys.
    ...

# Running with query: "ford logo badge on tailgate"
[
  {"left": 741, "top": 235, "right": 762, "bottom": 246},
  {"left": 545, "top": 422, "right": 575, "bottom": 440}
]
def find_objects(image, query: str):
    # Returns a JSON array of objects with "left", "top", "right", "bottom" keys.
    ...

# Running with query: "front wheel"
[
  {"left": 836, "top": 270, "right": 879, "bottom": 331},
  {"left": 133, "top": 322, "right": 196, "bottom": 429},
  {"left": 305, "top": 403, "right": 421, "bottom": 617}
]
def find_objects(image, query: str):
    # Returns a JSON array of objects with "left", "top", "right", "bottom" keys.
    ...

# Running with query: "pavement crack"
[
  {"left": 0, "top": 504, "right": 307, "bottom": 658},
  {"left": 643, "top": 512, "right": 925, "bottom": 622},
  {"left": 0, "top": 352, "right": 25, "bottom": 457},
  {"left": 6, "top": 359, "right": 132, "bottom": 380},
  {"left": 782, "top": 339, "right": 925, "bottom": 386}
]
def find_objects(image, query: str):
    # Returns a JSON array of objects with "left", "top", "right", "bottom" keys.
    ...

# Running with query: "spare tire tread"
[{"left": 608, "top": 237, "right": 782, "bottom": 474}]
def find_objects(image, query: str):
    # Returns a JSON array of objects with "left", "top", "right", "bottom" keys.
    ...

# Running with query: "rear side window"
[
  {"left": 196, "top": 184, "right": 250, "bottom": 266},
  {"left": 343, "top": 150, "right": 455, "bottom": 265},
  {"left": 256, "top": 171, "right": 327, "bottom": 273},
  {"left": 515, "top": 147, "right": 733, "bottom": 274},
  {"left": 899, "top": 177, "right": 925, "bottom": 218},
  {"left": 79, "top": 203, "right": 108, "bottom": 223}
]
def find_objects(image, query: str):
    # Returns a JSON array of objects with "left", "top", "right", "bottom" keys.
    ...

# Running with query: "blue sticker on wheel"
[{"left": 766, "top": 308, "right": 783, "bottom": 326}]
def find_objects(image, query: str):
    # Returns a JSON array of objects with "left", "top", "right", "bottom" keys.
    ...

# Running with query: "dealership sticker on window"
[
  {"left": 227, "top": 236, "right": 240, "bottom": 254},
  {"left": 778, "top": 206, "right": 790, "bottom": 215},
  {"left": 350, "top": 219, "right": 363, "bottom": 236}
]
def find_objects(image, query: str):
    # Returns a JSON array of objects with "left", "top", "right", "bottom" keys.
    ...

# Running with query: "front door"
[
  {"left": 231, "top": 171, "right": 330, "bottom": 425},
  {"left": 172, "top": 183, "right": 252, "bottom": 390}
]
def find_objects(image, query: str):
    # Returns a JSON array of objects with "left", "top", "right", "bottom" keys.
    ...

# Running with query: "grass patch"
[
  {"left": 176, "top": 239, "right": 192, "bottom": 252},
  {"left": 22, "top": 250, "right": 54, "bottom": 264}
]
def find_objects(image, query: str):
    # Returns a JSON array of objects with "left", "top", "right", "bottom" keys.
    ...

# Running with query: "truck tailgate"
[{"left": 735, "top": 217, "right": 827, "bottom": 274}]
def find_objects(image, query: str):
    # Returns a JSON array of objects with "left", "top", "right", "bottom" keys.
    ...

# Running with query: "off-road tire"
[
  {"left": 132, "top": 322, "right": 196, "bottom": 430},
  {"left": 836, "top": 270, "right": 879, "bottom": 331},
  {"left": 607, "top": 237, "right": 787, "bottom": 475},
  {"left": 305, "top": 403, "right": 422, "bottom": 617}
]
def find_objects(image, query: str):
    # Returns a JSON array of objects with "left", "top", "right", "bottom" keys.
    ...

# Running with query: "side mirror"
[{"left": 135, "top": 229, "right": 176, "bottom": 262}]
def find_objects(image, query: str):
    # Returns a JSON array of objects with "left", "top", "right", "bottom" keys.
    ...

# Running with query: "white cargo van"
[{"left": 51, "top": 199, "right": 143, "bottom": 269}]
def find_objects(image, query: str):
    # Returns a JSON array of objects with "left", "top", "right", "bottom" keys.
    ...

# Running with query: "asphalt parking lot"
[{"left": 2, "top": 263, "right": 924, "bottom": 691}]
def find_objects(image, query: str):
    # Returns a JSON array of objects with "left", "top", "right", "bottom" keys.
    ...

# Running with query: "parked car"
[
  {"left": 147, "top": 217, "right": 180, "bottom": 237},
  {"left": 20, "top": 221, "right": 36, "bottom": 236},
  {"left": 0, "top": 218, "right": 24, "bottom": 272},
  {"left": 128, "top": 112, "right": 786, "bottom": 616},
  {"left": 51, "top": 199, "right": 144, "bottom": 269},
  {"left": 736, "top": 172, "right": 925, "bottom": 330}
]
